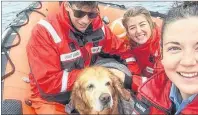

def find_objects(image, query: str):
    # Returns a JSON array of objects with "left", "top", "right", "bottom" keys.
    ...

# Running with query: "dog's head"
[{"left": 71, "top": 66, "right": 131, "bottom": 114}]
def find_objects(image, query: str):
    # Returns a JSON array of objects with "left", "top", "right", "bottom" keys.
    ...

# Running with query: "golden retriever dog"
[{"left": 71, "top": 66, "right": 131, "bottom": 114}]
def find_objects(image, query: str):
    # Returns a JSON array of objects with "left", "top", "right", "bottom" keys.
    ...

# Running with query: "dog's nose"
[{"left": 99, "top": 93, "right": 111, "bottom": 105}]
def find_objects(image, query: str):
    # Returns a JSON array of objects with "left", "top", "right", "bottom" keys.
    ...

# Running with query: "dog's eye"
[
  {"left": 105, "top": 81, "right": 111, "bottom": 86},
  {"left": 87, "top": 84, "right": 94, "bottom": 90}
]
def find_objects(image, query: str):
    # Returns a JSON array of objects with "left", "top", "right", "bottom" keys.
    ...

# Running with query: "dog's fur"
[{"left": 71, "top": 66, "right": 131, "bottom": 114}]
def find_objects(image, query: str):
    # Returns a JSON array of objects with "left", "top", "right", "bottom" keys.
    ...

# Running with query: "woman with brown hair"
[{"left": 115, "top": 6, "right": 162, "bottom": 92}]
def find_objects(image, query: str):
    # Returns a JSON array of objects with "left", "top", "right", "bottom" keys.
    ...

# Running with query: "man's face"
[{"left": 65, "top": 2, "right": 98, "bottom": 32}]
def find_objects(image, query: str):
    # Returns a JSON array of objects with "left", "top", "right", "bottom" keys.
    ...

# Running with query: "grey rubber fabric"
[
  {"left": 118, "top": 97, "right": 135, "bottom": 114},
  {"left": 94, "top": 58, "right": 132, "bottom": 76},
  {"left": 2, "top": 99, "right": 23, "bottom": 114}
]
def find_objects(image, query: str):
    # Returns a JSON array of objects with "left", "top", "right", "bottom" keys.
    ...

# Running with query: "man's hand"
[{"left": 108, "top": 68, "right": 125, "bottom": 82}]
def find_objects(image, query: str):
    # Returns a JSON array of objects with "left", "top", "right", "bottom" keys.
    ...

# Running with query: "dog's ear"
[
  {"left": 109, "top": 74, "right": 131, "bottom": 101},
  {"left": 71, "top": 82, "right": 90, "bottom": 114}
]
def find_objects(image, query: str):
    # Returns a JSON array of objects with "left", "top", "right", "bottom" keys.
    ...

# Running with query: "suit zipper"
[{"left": 142, "top": 96, "right": 172, "bottom": 115}]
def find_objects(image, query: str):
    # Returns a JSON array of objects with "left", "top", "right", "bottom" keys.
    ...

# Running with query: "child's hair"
[
  {"left": 68, "top": 1, "right": 98, "bottom": 9},
  {"left": 160, "top": 1, "right": 198, "bottom": 58},
  {"left": 122, "top": 6, "right": 155, "bottom": 31}
]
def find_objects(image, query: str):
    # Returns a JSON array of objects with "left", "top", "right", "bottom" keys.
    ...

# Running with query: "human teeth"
[
  {"left": 137, "top": 34, "right": 144, "bottom": 39},
  {"left": 180, "top": 72, "right": 198, "bottom": 77}
]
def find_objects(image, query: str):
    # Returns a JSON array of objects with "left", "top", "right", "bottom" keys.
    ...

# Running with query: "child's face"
[
  {"left": 162, "top": 17, "right": 198, "bottom": 96},
  {"left": 126, "top": 14, "right": 152, "bottom": 45}
]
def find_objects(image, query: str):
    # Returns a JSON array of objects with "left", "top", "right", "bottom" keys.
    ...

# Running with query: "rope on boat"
[
  {"left": 1, "top": 48, "right": 15, "bottom": 80},
  {"left": 1, "top": 1, "right": 46, "bottom": 81}
]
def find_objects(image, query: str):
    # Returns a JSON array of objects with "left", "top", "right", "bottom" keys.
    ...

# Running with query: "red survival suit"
[
  {"left": 130, "top": 70, "right": 198, "bottom": 114},
  {"left": 26, "top": 2, "right": 128, "bottom": 112},
  {"left": 122, "top": 26, "right": 163, "bottom": 92}
]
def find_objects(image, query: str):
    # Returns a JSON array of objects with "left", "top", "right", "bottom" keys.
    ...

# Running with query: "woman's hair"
[
  {"left": 68, "top": 1, "right": 98, "bottom": 9},
  {"left": 122, "top": 6, "right": 155, "bottom": 31},
  {"left": 122, "top": 6, "right": 155, "bottom": 48},
  {"left": 161, "top": 1, "right": 198, "bottom": 58}
]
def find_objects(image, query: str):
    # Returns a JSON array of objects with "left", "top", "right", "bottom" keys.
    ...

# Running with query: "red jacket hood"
[
  {"left": 139, "top": 71, "right": 172, "bottom": 109},
  {"left": 139, "top": 70, "right": 198, "bottom": 113},
  {"left": 57, "top": 2, "right": 103, "bottom": 32}
]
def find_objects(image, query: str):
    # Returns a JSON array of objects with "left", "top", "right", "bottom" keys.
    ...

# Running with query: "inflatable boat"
[{"left": 1, "top": 2, "right": 164, "bottom": 114}]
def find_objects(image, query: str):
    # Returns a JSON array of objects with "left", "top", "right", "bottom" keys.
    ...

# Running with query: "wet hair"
[
  {"left": 122, "top": 6, "right": 155, "bottom": 31},
  {"left": 161, "top": 1, "right": 198, "bottom": 58},
  {"left": 68, "top": 1, "right": 98, "bottom": 9}
]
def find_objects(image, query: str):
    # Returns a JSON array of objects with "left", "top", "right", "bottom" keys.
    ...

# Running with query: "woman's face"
[
  {"left": 126, "top": 14, "right": 152, "bottom": 45},
  {"left": 162, "top": 17, "right": 198, "bottom": 97}
]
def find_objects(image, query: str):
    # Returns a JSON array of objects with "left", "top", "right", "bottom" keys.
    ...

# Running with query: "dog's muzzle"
[{"left": 99, "top": 93, "right": 111, "bottom": 107}]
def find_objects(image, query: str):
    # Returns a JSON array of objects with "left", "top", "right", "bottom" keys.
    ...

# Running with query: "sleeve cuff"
[{"left": 124, "top": 74, "right": 132, "bottom": 89}]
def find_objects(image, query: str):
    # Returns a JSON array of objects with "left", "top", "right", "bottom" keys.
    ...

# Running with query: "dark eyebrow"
[
  {"left": 164, "top": 41, "right": 180, "bottom": 46},
  {"left": 164, "top": 42, "right": 198, "bottom": 46}
]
